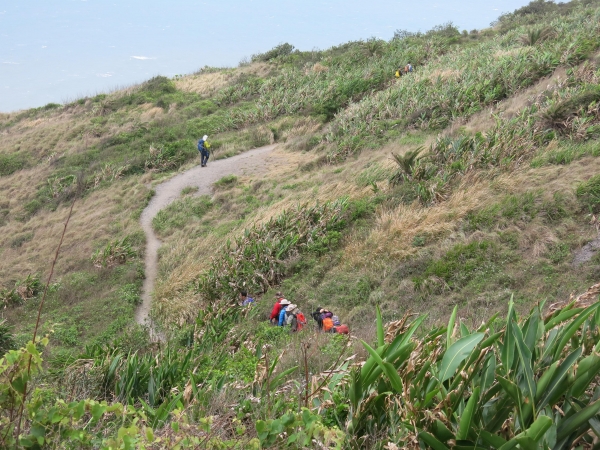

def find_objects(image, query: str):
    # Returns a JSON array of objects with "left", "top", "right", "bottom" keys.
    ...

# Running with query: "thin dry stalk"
[{"left": 14, "top": 198, "right": 75, "bottom": 441}]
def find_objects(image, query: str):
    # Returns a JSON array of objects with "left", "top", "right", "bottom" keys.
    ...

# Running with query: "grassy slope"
[{"left": 0, "top": 0, "right": 599, "bottom": 354}]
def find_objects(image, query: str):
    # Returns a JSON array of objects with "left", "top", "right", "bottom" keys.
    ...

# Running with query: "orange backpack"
[{"left": 323, "top": 317, "right": 334, "bottom": 332}]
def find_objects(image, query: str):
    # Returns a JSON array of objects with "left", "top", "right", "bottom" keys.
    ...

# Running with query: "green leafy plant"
[{"left": 91, "top": 237, "right": 136, "bottom": 268}]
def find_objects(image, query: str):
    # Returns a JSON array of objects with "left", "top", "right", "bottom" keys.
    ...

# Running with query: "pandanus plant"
[{"left": 347, "top": 290, "right": 600, "bottom": 449}]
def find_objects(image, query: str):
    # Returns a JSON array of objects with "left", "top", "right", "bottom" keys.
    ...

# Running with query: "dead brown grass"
[
  {"left": 174, "top": 63, "right": 271, "bottom": 96},
  {"left": 0, "top": 175, "right": 148, "bottom": 285}
]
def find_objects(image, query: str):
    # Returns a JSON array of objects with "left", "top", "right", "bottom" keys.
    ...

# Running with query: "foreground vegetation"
[{"left": 2, "top": 0, "right": 600, "bottom": 447}]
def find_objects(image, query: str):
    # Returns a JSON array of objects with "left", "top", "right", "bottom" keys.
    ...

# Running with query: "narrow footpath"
[{"left": 135, "top": 144, "right": 279, "bottom": 332}]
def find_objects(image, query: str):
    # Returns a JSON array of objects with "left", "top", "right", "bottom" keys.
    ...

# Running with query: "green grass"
[
  {"left": 152, "top": 195, "right": 213, "bottom": 237},
  {"left": 576, "top": 173, "right": 600, "bottom": 213},
  {"left": 531, "top": 140, "right": 600, "bottom": 166}
]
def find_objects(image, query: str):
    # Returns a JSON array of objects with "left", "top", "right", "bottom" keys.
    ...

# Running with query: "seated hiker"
[
  {"left": 239, "top": 291, "right": 254, "bottom": 306},
  {"left": 395, "top": 67, "right": 403, "bottom": 78},
  {"left": 269, "top": 292, "right": 285, "bottom": 324},
  {"left": 315, "top": 308, "right": 335, "bottom": 332},
  {"left": 284, "top": 303, "right": 298, "bottom": 327},
  {"left": 285, "top": 305, "right": 307, "bottom": 332},
  {"left": 312, "top": 306, "right": 324, "bottom": 330},
  {"left": 278, "top": 299, "right": 291, "bottom": 326}
]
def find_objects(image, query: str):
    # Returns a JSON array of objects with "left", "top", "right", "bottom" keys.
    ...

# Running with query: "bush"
[
  {"left": 252, "top": 43, "right": 295, "bottom": 62},
  {"left": 0, "top": 319, "right": 16, "bottom": 356},
  {"left": 0, "top": 154, "right": 27, "bottom": 176},
  {"left": 91, "top": 237, "right": 137, "bottom": 268},
  {"left": 414, "top": 241, "right": 499, "bottom": 290},
  {"left": 576, "top": 174, "right": 600, "bottom": 213}
]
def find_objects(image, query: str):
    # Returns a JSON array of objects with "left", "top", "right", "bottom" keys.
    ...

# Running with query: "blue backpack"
[{"left": 197, "top": 139, "right": 205, "bottom": 151}]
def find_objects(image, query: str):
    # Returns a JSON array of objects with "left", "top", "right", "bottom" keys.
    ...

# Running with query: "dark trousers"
[{"left": 200, "top": 150, "right": 209, "bottom": 166}]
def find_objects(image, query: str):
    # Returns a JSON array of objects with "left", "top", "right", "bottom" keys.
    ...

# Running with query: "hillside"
[{"left": 2, "top": 0, "right": 600, "bottom": 448}]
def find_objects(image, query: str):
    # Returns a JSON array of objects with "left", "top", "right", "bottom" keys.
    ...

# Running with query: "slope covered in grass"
[{"left": 2, "top": 0, "right": 600, "bottom": 447}]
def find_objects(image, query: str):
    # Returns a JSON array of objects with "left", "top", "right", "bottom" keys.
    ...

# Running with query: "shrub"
[
  {"left": 252, "top": 43, "right": 296, "bottom": 62},
  {"left": 0, "top": 154, "right": 27, "bottom": 176},
  {"left": 414, "top": 240, "right": 499, "bottom": 290},
  {"left": 91, "top": 237, "right": 136, "bottom": 268},
  {"left": 213, "top": 174, "right": 238, "bottom": 189},
  {"left": 0, "top": 319, "right": 16, "bottom": 356},
  {"left": 576, "top": 174, "right": 600, "bottom": 213}
]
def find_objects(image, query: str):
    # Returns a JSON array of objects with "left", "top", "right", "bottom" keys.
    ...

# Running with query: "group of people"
[
  {"left": 395, "top": 63, "right": 413, "bottom": 79},
  {"left": 268, "top": 292, "right": 307, "bottom": 332},
  {"left": 264, "top": 292, "right": 349, "bottom": 334}
]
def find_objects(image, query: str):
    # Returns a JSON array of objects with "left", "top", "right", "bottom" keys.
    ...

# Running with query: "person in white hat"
[
  {"left": 197, "top": 135, "right": 210, "bottom": 167},
  {"left": 278, "top": 299, "right": 291, "bottom": 326}
]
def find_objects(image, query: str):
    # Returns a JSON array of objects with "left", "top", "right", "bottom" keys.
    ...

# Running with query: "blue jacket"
[
  {"left": 278, "top": 306, "right": 288, "bottom": 326},
  {"left": 197, "top": 139, "right": 207, "bottom": 152}
]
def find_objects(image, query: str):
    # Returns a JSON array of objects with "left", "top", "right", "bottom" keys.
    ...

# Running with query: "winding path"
[{"left": 135, "top": 144, "right": 279, "bottom": 331}]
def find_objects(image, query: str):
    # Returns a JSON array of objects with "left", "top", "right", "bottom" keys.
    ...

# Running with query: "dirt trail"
[{"left": 135, "top": 144, "right": 280, "bottom": 332}]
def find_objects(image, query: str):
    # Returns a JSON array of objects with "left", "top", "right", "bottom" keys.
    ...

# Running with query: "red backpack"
[
  {"left": 296, "top": 312, "right": 307, "bottom": 331},
  {"left": 335, "top": 324, "right": 349, "bottom": 334}
]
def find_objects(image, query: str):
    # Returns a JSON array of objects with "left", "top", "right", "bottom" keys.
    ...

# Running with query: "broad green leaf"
[
  {"left": 361, "top": 341, "right": 403, "bottom": 393},
  {"left": 447, "top": 305, "right": 458, "bottom": 349},
  {"left": 544, "top": 307, "right": 582, "bottom": 331},
  {"left": 553, "top": 303, "right": 599, "bottom": 360},
  {"left": 498, "top": 416, "right": 552, "bottom": 450},
  {"left": 460, "top": 322, "right": 470, "bottom": 338},
  {"left": 501, "top": 301, "right": 517, "bottom": 374},
  {"left": 481, "top": 353, "right": 496, "bottom": 392},
  {"left": 479, "top": 430, "right": 507, "bottom": 448},
  {"left": 511, "top": 318, "right": 536, "bottom": 407},
  {"left": 557, "top": 398, "right": 600, "bottom": 441},
  {"left": 457, "top": 386, "right": 480, "bottom": 440},
  {"left": 537, "top": 347, "right": 582, "bottom": 410},
  {"left": 438, "top": 333, "right": 484, "bottom": 382},
  {"left": 376, "top": 305, "right": 384, "bottom": 348},
  {"left": 570, "top": 351, "right": 600, "bottom": 397},
  {"left": 418, "top": 431, "right": 450, "bottom": 450},
  {"left": 535, "top": 360, "right": 559, "bottom": 402},
  {"left": 589, "top": 417, "right": 600, "bottom": 438},
  {"left": 431, "top": 419, "right": 454, "bottom": 443}
]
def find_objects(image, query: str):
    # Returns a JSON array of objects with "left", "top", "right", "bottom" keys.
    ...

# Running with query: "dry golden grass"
[
  {"left": 0, "top": 175, "right": 148, "bottom": 287},
  {"left": 174, "top": 63, "right": 271, "bottom": 95}
]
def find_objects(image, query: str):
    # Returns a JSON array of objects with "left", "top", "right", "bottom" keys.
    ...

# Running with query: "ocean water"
[{"left": 0, "top": 0, "right": 534, "bottom": 112}]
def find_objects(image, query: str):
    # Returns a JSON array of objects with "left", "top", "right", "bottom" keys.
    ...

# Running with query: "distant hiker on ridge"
[{"left": 198, "top": 135, "right": 210, "bottom": 167}]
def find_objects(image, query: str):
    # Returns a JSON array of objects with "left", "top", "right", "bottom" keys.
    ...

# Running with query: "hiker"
[
  {"left": 290, "top": 306, "right": 307, "bottom": 332},
  {"left": 240, "top": 291, "right": 254, "bottom": 307},
  {"left": 269, "top": 292, "right": 285, "bottom": 324},
  {"left": 198, "top": 135, "right": 210, "bottom": 167},
  {"left": 404, "top": 63, "right": 413, "bottom": 74},
  {"left": 284, "top": 303, "right": 298, "bottom": 327},
  {"left": 395, "top": 67, "right": 403, "bottom": 79},
  {"left": 312, "top": 308, "right": 335, "bottom": 332},
  {"left": 277, "top": 299, "right": 291, "bottom": 326}
]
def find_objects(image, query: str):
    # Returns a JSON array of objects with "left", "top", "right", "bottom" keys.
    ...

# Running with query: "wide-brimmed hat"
[
  {"left": 287, "top": 303, "right": 297, "bottom": 311},
  {"left": 276, "top": 291, "right": 284, "bottom": 298},
  {"left": 203, "top": 135, "right": 208, "bottom": 140},
  {"left": 279, "top": 299, "right": 291, "bottom": 306}
]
